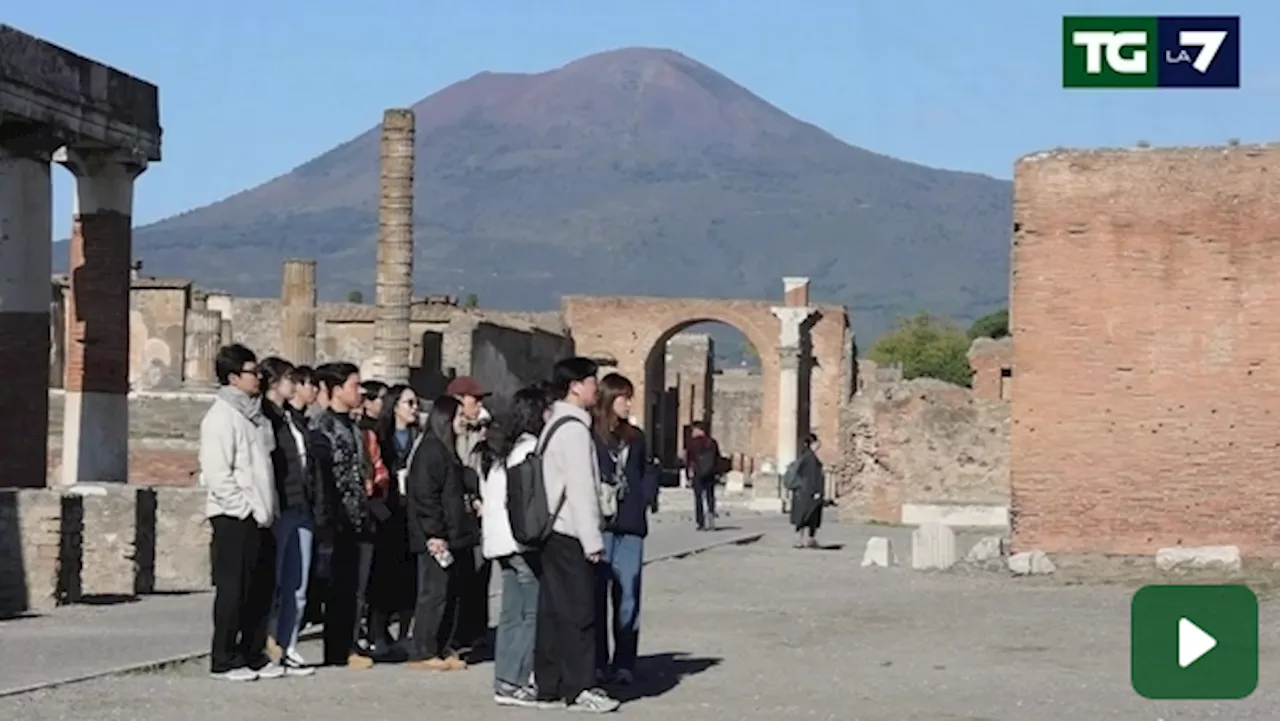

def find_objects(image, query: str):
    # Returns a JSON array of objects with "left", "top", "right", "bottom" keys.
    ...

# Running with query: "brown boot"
[
  {"left": 347, "top": 653, "right": 374, "bottom": 670},
  {"left": 266, "top": 636, "right": 282, "bottom": 662},
  {"left": 444, "top": 653, "right": 468, "bottom": 670},
  {"left": 407, "top": 657, "right": 453, "bottom": 671}
]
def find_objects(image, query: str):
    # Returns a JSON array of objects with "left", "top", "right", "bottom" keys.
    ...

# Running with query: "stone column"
[
  {"left": 220, "top": 317, "right": 233, "bottom": 346},
  {"left": 372, "top": 108, "right": 415, "bottom": 384},
  {"left": 54, "top": 147, "right": 147, "bottom": 486},
  {"left": 0, "top": 141, "right": 54, "bottom": 488},
  {"left": 280, "top": 259, "right": 317, "bottom": 365},
  {"left": 184, "top": 308, "right": 220, "bottom": 384},
  {"left": 771, "top": 305, "right": 817, "bottom": 472}
]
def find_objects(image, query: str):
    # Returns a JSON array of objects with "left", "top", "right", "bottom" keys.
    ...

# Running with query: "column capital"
[
  {"left": 771, "top": 305, "right": 817, "bottom": 347},
  {"left": 53, "top": 146, "right": 148, "bottom": 179}
]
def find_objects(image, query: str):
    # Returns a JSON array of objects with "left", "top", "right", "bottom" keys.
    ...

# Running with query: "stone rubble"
[
  {"left": 861, "top": 536, "right": 897, "bottom": 568},
  {"left": 965, "top": 535, "right": 1008, "bottom": 563},
  {"left": 1008, "top": 550, "right": 1056, "bottom": 576},
  {"left": 1154, "top": 545, "right": 1242, "bottom": 573}
]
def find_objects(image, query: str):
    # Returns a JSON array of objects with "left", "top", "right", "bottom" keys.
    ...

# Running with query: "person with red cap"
[{"left": 446, "top": 375, "right": 494, "bottom": 653}]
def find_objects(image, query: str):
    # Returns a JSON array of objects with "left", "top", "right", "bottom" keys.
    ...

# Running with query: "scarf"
[{"left": 217, "top": 385, "right": 276, "bottom": 453}]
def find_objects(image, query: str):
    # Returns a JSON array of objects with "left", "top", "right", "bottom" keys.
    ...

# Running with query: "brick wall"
[
  {"left": 1011, "top": 145, "right": 1280, "bottom": 556},
  {"left": 711, "top": 368, "right": 763, "bottom": 458}
]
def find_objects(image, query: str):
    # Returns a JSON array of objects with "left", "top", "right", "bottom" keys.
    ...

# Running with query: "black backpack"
[{"left": 507, "top": 415, "right": 583, "bottom": 547}]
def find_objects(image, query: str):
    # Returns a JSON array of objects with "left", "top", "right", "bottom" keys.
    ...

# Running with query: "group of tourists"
[{"left": 198, "top": 344, "right": 666, "bottom": 712}]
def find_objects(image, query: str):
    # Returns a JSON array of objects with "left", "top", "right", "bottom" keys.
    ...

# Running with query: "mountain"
[{"left": 89, "top": 47, "right": 1013, "bottom": 342}]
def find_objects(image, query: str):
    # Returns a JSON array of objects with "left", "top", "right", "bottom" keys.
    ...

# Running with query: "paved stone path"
[
  {"left": 0, "top": 513, "right": 766, "bottom": 697},
  {"left": 6, "top": 519, "right": 1279, "bottom": 719}
]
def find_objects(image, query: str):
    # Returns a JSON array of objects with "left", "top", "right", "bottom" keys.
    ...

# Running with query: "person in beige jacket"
[
  {"left": 532, "top": 357, "right": 620, "bottom": 713},
  {"left": 201, "top": 343, "right": 282, "bottom": 682}
]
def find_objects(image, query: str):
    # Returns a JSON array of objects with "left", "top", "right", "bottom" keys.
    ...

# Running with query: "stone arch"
[{"left": 561, "top": 293, "right": 846, "bottom": 468}]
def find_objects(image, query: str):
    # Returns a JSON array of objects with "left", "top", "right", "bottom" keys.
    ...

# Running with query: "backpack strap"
[{"left": 537, "top": 415, "right": 586, "bottom": 525}]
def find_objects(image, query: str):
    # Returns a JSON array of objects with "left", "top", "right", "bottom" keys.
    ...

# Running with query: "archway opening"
[{"left": 643, "top": 320, "right": 764, "bottom": 486}]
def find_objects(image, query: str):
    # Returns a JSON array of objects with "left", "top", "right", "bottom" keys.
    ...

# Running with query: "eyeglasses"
[{"left": 400, "top": 398, "right": 419, "bottom": 407}]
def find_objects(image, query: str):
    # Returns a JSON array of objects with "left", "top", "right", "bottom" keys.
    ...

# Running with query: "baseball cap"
[{"left": 446, "top": 376, "right": 489, "bottom": 398}]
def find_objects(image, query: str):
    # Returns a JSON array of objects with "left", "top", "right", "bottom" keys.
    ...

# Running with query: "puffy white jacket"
[{"left": 481, "top": 433, "right": 537, "bottom": 559}]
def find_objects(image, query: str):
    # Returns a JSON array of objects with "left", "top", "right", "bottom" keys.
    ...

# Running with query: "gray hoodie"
[
  {"left": 539, "top": 400, "right": 604, "bottom": 556},
  {"left": 200, "top": 386, "right": 278, "bottom": 527}
]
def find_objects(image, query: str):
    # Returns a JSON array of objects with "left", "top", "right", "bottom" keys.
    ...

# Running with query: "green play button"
[{"left": 1130, "top": 584, "right": 1258, "bottom": 699}]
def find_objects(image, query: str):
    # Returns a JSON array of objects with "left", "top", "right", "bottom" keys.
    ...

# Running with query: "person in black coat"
[
  {"left": 786, "top": 433, "right": 826, "bottom": 549},
  {"left": 367, "top": 384, "right": 421, "bottom": 656},
  {"left": 404, "top": 394, "right": 480, "bottom": 671}
]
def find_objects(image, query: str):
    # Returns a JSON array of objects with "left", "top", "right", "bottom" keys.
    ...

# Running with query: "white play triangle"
[{"left": 1178, "top": 617, "right": 1217, "bottom": 668}]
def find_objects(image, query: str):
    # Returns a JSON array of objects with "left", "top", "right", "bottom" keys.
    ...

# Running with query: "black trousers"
[
  {"left": 534, "top": 533, "right": 597, "bottom": 702},
  {"left": 693, "top": 477, "right": 717, "bottom": 527},
  {"left": 323, "top": 532, "right": 374, "bottom": 664},
  {"left": 210, "top": 515, "right": 276, "bottom": 673},
  {"left": 409, "top": 548, "right": 472, "bottom": 659},
  {"left": 457, "top": 552, "right": 492, "bottom": 648}
]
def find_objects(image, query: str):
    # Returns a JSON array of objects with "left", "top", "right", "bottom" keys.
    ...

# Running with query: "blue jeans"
[
  {"left": 494, "top": 553, "right": 538, "bottom": 688},
  {"left": 594, "top": 532, "right": 644, "bottom": 674},
  {"left": 273, "top": 506, "right": 314, "bottom": 651},
  {"left": 693, "top": 478, "right": 717, "bottom": 528}
]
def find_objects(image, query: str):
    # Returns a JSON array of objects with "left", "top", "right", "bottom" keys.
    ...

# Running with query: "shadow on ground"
[{"left": 613, "top": 651, "right": 722, "bottom": 702}]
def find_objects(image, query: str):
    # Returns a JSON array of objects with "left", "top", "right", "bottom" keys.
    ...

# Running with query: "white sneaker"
[
  {"left": 255, "top": 661, "right": 286, "bottom": 680},
  {"left": 285, "top": 647, "right": 310, "bottom": 667},
  {"left": 567, "top": 688, "right": 621, "bottom": 713},
  {"left": 210, "top": 667, "right": 258, "bottom": 682},
  {"left": 282, "top": 653, "right": 316, "bottom": 677}
]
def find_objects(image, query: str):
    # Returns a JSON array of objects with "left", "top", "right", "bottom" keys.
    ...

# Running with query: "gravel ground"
[{"left": 3, "top": 521, "right": 1277, "bottom": 720}]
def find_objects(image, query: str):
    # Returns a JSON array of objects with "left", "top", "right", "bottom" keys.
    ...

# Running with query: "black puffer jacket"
[{"left": 405, "top": 435, "right": 480, "bottom": 553}]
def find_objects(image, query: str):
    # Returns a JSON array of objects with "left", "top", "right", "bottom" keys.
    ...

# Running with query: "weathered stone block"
[
  {"left": 965, "top": 535, "right": 1008, "bottom": 563},
  {"left": 69, "top": 484, "right": 139, "bottom": 598},
  {"left": 910, "top": 523, "right": 956, "bottom": 570},
  {"left": 153, "top": 487, "right": 211, "bottom": 591},
  {"left": 1155, "top": 545, "right": 1241, "bottom": 573},
  {"left": 723, "top": 470, "right": 745, "bottom": 494},
  {"left": 0, "top": 489, "right": 64, "bottom": 616},
  {"left": 1008, "top": 550, "right": 1056, "bottom": 575},
  {"left": 861, "top": 536, "right": 896, "bottom": 568},
  {"left": 748, "top": 471, "right": 784, "bottom": 513}
]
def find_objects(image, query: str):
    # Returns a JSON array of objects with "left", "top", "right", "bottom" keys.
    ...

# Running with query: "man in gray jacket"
[
  {"left": 533, "top": 357, "right": 620, "bottom": 712},
  {"left": 201, "top": 343, "right": 284, "bottom": 682}
]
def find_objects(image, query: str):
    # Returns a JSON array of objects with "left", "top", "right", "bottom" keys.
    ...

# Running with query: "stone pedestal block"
[
  {"left": 911, "top": 523, "right": 957, "bottom": 570},
  {"left": 68, "top": 484, "right": 139, "bottom": 598},
  {"left": 1008, "top": 550, "right": 1056, "bottom": 575},
  {"left": 1154, "top": 545, "right": 1241, "bottom": 573},
  {"left": 0, "top": 489, "right": 64, "bottom": 616},
  {"left": 724, "top": 470, "right": 745, "bottom": 494},
  {"left": 153, "top": 487, "right": 212, "bottom": 591},
  {"left": 748, "top": 471, "right": 784, "bottom": 512}
]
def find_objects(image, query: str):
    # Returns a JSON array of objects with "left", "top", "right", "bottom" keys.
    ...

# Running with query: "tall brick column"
[
  {"left": 280, "top": 258, "right": 317, "bottom": 365},
  {"left": 54, "top": 148, "right": 146, "bottom": 486},
  {"left": 0, "top": 137, "right": 54, "bottom": 488},
  {"left": 372, "top": 109, "right": 415, "bottom": 384}
]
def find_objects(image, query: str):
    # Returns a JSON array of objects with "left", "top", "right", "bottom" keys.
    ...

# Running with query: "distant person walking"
[
  {"left": 684, "top": 421, "right": 722, "bottom": 531},
  {"left": 201, "top": 343, "right": 283, "bottom": 682},
  {"left": 534, "top": 357, "right": 621, "bottom": 712},
  {"left": 311, "top": 362, "right": 377, "bottom": 669},
  {"left": 591, "top": 373, "right": 660, "bottom": 687},
  {"left": 786, "top": 433, "right": 826, "bottom": 549},
  {"left": 482, "top": 385, "right": 553, "bottom": 706}
]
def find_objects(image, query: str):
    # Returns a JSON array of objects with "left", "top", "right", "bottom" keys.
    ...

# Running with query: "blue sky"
[{"left": 8, "top": 1, "right": 1273, "bottom": 240}]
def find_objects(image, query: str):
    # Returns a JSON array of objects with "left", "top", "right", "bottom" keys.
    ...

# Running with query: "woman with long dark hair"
[
  {"left": 481, "top": 385, "right": 553, "bottom": 706},
  {"left": 365, "top": 384, "right": 421, "bottom": 657},
  {"left": 259, "top": 357, "right": 318, "bottom": 676},
  {"left": 590, "top": 372, "right": 660, "bottom": 686},
  {"left": 404, "top": 394, "right": 479, "bottom": 671}
]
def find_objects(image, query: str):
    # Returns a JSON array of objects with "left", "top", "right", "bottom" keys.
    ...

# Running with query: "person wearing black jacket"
[
  {"left": 591, "top": 373, "right": 660, "bottom": 686},
  {"left": 260, "top": 358, "right": 325, "bottom": 676},
  {"left": 367, "top": 384, "right": 421, "bottom": 657},
  {"left": 310, "top": 362, "right": 377, "bottom": 670},
  {"left": 405, "top": 394, "right": 480, "bottom": 671}
]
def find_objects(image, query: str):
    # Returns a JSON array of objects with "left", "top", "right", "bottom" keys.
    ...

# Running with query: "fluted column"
[
  {"left": 0, "top": 136, "right": 54, "bottom": 487},
  {"left": 184, "top": 308, "right": 221, "bottom": 384},
  {"left": 372, "top": 109, "right": 415, "bottom": 383},
  {"left": 771, "top": 305, "right": 817, "bottom": 472},
  {"left": 280, "top": 259, "right": 317, "bottom": 365}
]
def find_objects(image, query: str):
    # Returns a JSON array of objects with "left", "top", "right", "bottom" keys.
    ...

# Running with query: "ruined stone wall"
[
  {"left": 471, "top": 322, "right": 574, "bottom": 411},
  {"left": 833, "top": 377, "right": 1010, "bottom": 523},
  {"left": 129, "top": 287, "right": 188, "bottom": 390},
  {"left": 968, "top": 336, "right": 1012, "bottom": 402},
  {"left": 710, "top": 368, "right": 762, "bottom": 457},
  {"left": 0, "top": 486, "right": 210, "bottom": 617},
  {"left": 1012, "top": 145, "right": 1280, "bottom": 557},
  {"left": 227, "top": 296, "right": 284, "bottom": 358}
]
